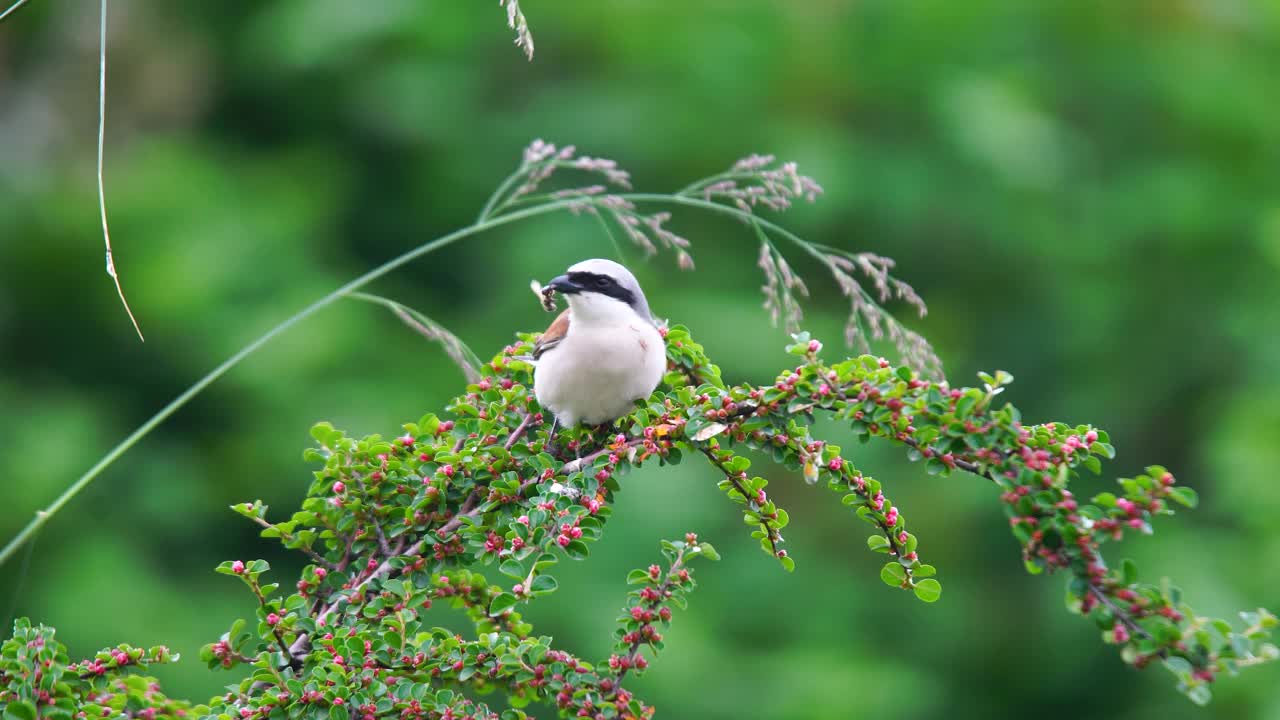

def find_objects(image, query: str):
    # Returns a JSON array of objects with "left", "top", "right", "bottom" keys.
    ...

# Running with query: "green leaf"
[
  {"left": 913, "top": 579, "right": 942, "bottom": 603},
  {"left": 880, "top": 562, "right": 907, "bottom": 587},
  {"left": 499, "top": 560, "right": 525, "bottom": 579},
  {"left": 866, "top": 535, "right": 890, "bottom": 553},
  {"left": 1185, "top": 684, "right": 1212, "bottom": 706},
  {"left": 4, "top": 700, "right": 37, "bottom": 720},
  {"left": 696, "top": 542, "right": 721, "bottom": 561},
  {"left": 1120, "top": 558, "right": 1138, "bottom": 586},
  {"left": 1168, "top": 487, "right": 1198, "bottom": 508},
  {"left": 530, "top": 574, "right": 558, "bottom": 593},
  {"left": 489, "top": 593, "right": 518, "bottom": 614},
  {"left": 310, "top": 422, "right": 336, "bottom": 444}
]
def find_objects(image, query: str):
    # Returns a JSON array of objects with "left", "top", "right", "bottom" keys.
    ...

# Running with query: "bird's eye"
[{"left": 594, "top": 276, "right": 611, "bottom": 288}]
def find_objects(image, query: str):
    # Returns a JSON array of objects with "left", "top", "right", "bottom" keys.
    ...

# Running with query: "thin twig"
[
  {"left": 97, "top": 0, "right": 144, "bottom": 341},
  {"left": 504, "top": 412, "right": 535, "bottom": 450}
]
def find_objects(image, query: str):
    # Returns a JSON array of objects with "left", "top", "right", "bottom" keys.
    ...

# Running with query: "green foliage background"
[{"left": 1, "top": 1, "right": 1278, "bottom": 717}]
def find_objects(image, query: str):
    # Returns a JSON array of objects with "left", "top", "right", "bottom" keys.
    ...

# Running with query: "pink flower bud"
[
  {"left": 557, "top": 535, "right": 571, "bottom": 547},
  {"left": 807, "top": 339, "right": 822, "bottom": 353},
  {"left": 267, "top": 613, "right": 280, "bottom": 626},
  {"left": 231, "top": 560, "right": 245, "bottom": 574},
  {"left": 315, "top": 567, "right": 327, "bottom": 579},
  {"left": 440, "top": 464, "right": 455, "bottom": 478},
  {"left": 332, "top": 481, "right": 345, "bottom": 494}
]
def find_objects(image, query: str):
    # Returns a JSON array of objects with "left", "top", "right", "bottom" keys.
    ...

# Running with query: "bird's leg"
[{"left": 546, "top": 416, "right": 562, "bottom": 458}]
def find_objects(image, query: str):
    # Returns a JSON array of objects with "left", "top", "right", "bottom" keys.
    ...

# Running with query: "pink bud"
[
  {"left": 267, "top": 613, "right": 280, "bottom": 626},
  {"left": 332, "top": 481, "right": 345, "bottom": 494},
  {"left": 315, "top": 567, "right": 327, "bottom": 579},
  {"left": 557, "top": 535, "right": 571, "bottom": 547},
  {"left": 807, "top": 339, "right": 822, "bottom": 353},
  {"left": 231, "top": 560, "right": 245, "bottom": 574},
  {"left": 1085, "top": 430, "right": 1098, "bottom": 444},
  {"left": 440, "top": 464, "right": 455, "bottom": 478}
]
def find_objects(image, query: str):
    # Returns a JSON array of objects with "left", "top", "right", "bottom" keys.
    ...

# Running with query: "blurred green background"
[{"left": 2, "top": 1, "right": 1279, "bottom": 717}]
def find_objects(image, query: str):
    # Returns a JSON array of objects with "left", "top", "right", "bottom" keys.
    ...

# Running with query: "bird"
[{"left": 532, "top": 258, "right": 667, "bottom": 429}]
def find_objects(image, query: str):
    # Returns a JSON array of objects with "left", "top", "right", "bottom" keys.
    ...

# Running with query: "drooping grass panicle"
[
  {"left": 486, "top": 140, "right": 693, "bottom": 267},
  {"left": 499, "top": 0, "right": 535, "bottom": 60},
  {"left": 816, "top": 246, "right": 942, "bottom": 379},
  {"left": 344, "top": 292, "right": 483, "bottom": 383},
  {"left": 668, "top": 153, "right": 940, "bottom": 377},
  {"left": 680, "top": 153, "right": 825, "bottom": 213}
]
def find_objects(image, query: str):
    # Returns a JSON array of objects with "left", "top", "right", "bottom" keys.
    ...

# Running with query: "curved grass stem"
[{"left": 0, "top": 199, "right": 577, "bottom": 568}]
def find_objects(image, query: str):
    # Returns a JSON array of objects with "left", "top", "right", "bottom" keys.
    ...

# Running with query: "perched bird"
[{"left": 533, "top": 259, "right": 666, "bottom": 428}]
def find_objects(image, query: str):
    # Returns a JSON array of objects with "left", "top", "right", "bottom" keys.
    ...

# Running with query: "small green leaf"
[
  {"left": 1185, "top": 684, "right": 1212, "bottom": 706},
  {"left": 1120, "top": 558, "right": 1138, "bottom": 586},
  {"left": 913, "top": 579, "right": 942, "bottom": 603},
  {"left": 880, "top": 562, "right": 907, "bottom": 587},
  {"left": 499, "top": 560, "right": 525, "bottom": 579},
  {"left": 866, "top": 535, "right": 890, "bottom": 553},
  {"left": 530, "top": 574, "right": 558, "bottom": 593},
  {"left": 696, "top": 542, "right": 721, "bottom": 561},
  {"left": 4, "top": 700, "right": 37, "bottom": 720},
  {"left": 1168, "top": 487, "right": 1198, "bottom": 508},
  {"left": 489, "top": 593, "right": 518, "bottom": 614}
]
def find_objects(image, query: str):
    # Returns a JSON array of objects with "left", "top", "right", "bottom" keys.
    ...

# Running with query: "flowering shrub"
[
  {"left": 5, "top": 326, "right": 1275, "bottom": 718},
  {"left": 0, "top": 618, "right": 196, "bottom": 718}
]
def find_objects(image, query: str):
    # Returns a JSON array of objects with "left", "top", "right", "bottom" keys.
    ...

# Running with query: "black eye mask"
[{"left": 567, "top": 271, "right": 637, "bottom": 308}]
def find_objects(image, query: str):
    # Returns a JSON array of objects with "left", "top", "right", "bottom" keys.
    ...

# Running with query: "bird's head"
[{"left": 543, "top": 258, "right": 654, "bottom": 326}]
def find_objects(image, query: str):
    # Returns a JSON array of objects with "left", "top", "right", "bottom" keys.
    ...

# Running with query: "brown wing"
[{"left": 533, "top": 310, "right": 571, "bottom": 360}]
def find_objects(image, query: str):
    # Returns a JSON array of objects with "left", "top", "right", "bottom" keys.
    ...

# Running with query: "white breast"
[{"left": 533, "top": 321, "right": 666, "bottom": 426}]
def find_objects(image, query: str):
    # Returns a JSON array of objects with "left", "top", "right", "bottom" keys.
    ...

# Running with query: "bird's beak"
[{"left": 544, "top": 274, "right": 583, "bottom": 295}]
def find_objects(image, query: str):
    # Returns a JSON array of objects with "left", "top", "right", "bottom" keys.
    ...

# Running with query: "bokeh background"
[{"left": 2, "top": 1, "right": 1279, "bottom": 717}]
